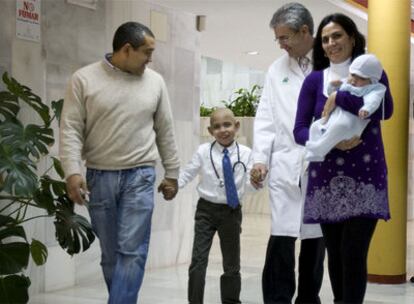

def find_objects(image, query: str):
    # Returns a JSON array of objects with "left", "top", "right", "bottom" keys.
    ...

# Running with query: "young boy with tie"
[{"left": 179, "top": 108, "right": 253, "bottom": 304}]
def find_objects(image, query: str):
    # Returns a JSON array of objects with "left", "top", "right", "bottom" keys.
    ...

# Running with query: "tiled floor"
[{"left": 31, "top": 214, "right": 414, "bottom": 303}]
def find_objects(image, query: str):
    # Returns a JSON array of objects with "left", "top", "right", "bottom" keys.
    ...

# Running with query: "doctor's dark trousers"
[
  {"left": 188, "top": 198, "right": 242, "bottom": 304},
  {"left": 262, "top": 236, "right": 325, "bottom": 304}
]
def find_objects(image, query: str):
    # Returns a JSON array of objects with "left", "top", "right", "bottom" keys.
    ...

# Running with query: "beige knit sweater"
[{"left": 59, "top": 61, "right": 179, "bottom": 179}]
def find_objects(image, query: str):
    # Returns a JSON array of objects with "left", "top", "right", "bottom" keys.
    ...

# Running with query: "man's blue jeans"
[{"left": 86, "top": 166, "right": 155, "bottom": 304}]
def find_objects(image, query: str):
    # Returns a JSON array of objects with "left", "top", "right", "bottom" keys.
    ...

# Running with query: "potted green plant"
[
  {"left": 200, "top": 104, "right": 215, "bottom": 117},
  {"left": 222, "top": 84, "right": 261, "bottom": 117},
  {"left": 200, "top": 84, "right": 261, "bottom": 117},
  {"left": 0, "top": 72, "right": 95, "bottom": 303}
]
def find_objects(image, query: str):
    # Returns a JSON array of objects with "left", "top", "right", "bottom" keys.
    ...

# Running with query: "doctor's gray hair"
[{"left": 269, "top": 2, "right": 314, "bottom": 35}]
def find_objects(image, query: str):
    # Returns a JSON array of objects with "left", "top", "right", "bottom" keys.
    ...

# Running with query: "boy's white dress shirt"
[{"left": 179, "top": 141, "right": 253, "bottom": 205}]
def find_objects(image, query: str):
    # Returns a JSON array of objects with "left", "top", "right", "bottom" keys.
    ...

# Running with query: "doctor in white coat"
[{"left": 251, "top": 3, "right": 325, "bottom": 304}]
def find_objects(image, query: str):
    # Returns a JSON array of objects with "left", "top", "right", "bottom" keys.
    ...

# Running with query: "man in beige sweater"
[{"left": 59, "top": 22, "right": 179, "bottom": 303}]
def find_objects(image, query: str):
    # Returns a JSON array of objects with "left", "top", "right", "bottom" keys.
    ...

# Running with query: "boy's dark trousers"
[{"left": 188, "top": 198, "right": 242, "bottom": 304}]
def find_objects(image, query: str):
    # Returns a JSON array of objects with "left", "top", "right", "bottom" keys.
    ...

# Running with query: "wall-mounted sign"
[{"left": 16, "top": 0, "right": 41, "bottom": 42}]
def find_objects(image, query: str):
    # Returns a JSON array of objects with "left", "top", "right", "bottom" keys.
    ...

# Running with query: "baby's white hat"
[{"left": 349, "top": 54, "right": 383, "bottom": 83}]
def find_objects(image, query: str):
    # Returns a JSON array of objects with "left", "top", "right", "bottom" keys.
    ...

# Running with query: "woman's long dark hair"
[{"left": 313, "top": 13, "right": 366, "bottom": 71}]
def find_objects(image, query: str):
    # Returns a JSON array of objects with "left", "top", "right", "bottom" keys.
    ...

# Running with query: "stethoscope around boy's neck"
[{"left": 210, "top": 140, "right": 247, "bottom": 188}]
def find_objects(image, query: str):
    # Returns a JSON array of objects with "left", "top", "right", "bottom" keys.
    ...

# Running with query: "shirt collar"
[
  {"left": 214, "top": 140, "right": 237, "bottom": 154},
  {"left": 330, "top": 58, "right": 351, "bottom": 78},
  {"left": 296, "top": 50, "right": 313, "bottom": 66},
  {"left": 104, "top": 53, "right": 121, "bottom": 71},
  {"left": 305, "top": 50, "right": 313, "bottom": 62}
]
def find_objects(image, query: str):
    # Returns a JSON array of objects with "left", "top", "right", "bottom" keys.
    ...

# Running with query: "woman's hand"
[
  {"left": 335, "top": 136, "right": 362, "bottom": 151},
  {"left": 322, "top": 92, "right": 337, "bottom": 118}
]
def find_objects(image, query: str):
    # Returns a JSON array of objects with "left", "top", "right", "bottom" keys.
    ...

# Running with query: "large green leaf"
[
  {"left": 0, "top": 145, "right": 38, "bottom": 196},
  {"left": 0, "top": 242, "right": 30, "bottom": 275},
  {"left": 2, "top": 72, "right": 50, "bottom": 125},
  {"left": 51, "top": 99, "right": 63, "bottom": 125},
  {"left": 0, "top": 226, "right": 27, "bottom": 243},
  {"left": 32, "top": 188, "right": 55, "bottom": 215},
  {"left": 31, "top": 175, "right": 66, "bottom": 214},
  {"left": 54, "top": 195, "right": 95, "bottom": 255},
  {"left": 0, "top": 119, "right": 54, "bottom": 159},
  {"left": 0, "top": 274, "right": 30, "bottom": 304},
  {"left": 0, "top": 215, "right": 16, "bottom": 227},
  {"left": 43, "top": 175, "right": 66, "bottom": 197},
  {"left": 30, "top": 239, "right": 48, "bottom": 266},
  {"left": 52, "top": 157, "right": 65, "bottom": 179},
  {"left": 32, "top": 174, "right": 69, "bottom": 214},
  {"left": 0, "top": 225, "right": 29, "bottom": 275},
  {"left": 0, "top": 91, "right": 19, "bottom": 122}
]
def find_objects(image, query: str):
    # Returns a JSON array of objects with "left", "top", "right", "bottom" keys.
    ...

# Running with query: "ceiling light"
[{"left": 246, "top": 51, "right": 259, "bottom": 55}]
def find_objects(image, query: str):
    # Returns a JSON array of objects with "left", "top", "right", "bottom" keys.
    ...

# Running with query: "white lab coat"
[{"left": 253, "top": 53, "right": 322, "bottom": 239}]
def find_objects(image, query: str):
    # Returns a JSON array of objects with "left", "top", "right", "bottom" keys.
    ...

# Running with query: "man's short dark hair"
[{"left": 112, "top": 22, "right": 155, "bottom": 52}]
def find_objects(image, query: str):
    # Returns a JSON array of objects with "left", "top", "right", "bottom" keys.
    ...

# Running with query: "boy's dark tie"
[{"left": 222, "top": 148, "right": 239, "bottom": 208}]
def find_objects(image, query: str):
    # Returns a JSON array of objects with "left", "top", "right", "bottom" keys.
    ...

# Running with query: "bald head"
[{"left": 210, "top": 108, "right": 235, "bottom": 126}]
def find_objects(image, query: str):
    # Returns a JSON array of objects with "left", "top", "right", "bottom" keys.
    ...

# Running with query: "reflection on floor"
[{"left": 31, "top": 215, "right": 414, "bottom": 304}]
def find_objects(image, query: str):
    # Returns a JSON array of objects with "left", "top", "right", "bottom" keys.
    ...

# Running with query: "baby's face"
[{"left": 348, "top": 73, "right": 371, "bottom": 87}]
